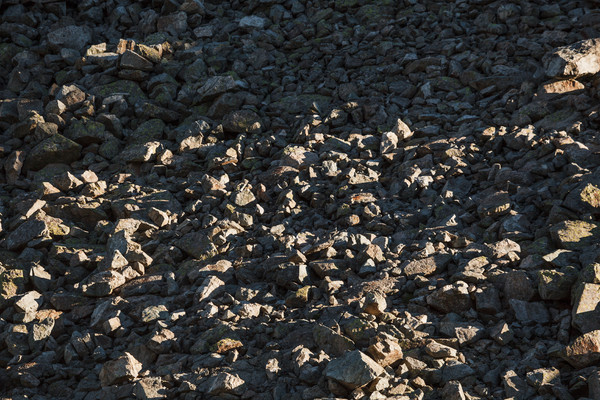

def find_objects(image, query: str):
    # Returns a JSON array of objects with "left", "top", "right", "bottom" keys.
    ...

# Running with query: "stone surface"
[{"left": 324, "top": 350, "right": 385, "bottom": 390}]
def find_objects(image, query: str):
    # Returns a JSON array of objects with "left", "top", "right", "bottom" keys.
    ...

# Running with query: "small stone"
[
  {"left": 120, "top": 50, "right": 153, "bottom": 71},
  {"left": 490, "top": 321, "right": 513, "bottom": 345},
  {"left": 544, "top": 38, "right": 600, "bottom": 78},
  {"left": 509, "top": 299, "right": 550, "bottom": 324},
  {"left": 502, "top": 370, "right": 535, "bottom": 399},
  {"left": 196, "top": 276, "right": 225, "bottom": 302},
  {"left": 427, "top": 282, "right": 472, "bottom": 313},
  {"left": 359, "top": 291, "right": 387, "bottom": 316},
  {"left": 572, "top": 283, "right": 600, "bottom": 333},
  {"left": 324, "top": 350, "right": 385, "bottom": 390},
  {"left": 477, "top": 191, "right": 511, "bottom": 218},
  {"left": 207, "top": 372, "right": 245, "bottom": 396},
  {"left": 550, "top": 220, "right": 600, "bottom": 250},
  {"left": 560, "top": 330, "right": 600, "bottom": 368},
  {"left": 133, "top": 377, "right": 167, "bottom": 399},
  {"left": 442, "top": 380, "right": 466, "bottom": 400},
  {"left": 526, "top": 367, "right": 560, "bottom": 388},
  {"left": 48, "top": 25, "right": 91, "bottom": 50},
  {"left": 25, "top": 134, "right": 82, "bottom": 171},
  {"left": 239, "top": 15, "right": 266, "bottom": 29},
  {"left": 367, "top": 333, "right": 403, "bottom": 367},
  {"left": 99, "top": 352, "right": 143, "bottom": 386}
]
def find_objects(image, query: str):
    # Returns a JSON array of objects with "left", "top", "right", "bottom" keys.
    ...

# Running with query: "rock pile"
[{"left": 2, "top": 0, "right": 600, "bottom": 399}]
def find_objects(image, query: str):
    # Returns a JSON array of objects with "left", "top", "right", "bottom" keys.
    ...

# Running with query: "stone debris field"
[{"left": 2, "top": 0, "right": 600, "bottom": 399}]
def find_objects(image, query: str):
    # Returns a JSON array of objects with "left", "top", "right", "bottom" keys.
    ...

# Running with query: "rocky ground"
[{"left": 2, "top": 0, "right": 600, "bottom": 399}]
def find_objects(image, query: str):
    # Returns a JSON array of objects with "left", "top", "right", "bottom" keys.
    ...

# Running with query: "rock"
[
  {"left": 502, "top": 370, "right": 535, "bottom": 399},
  {"left": 359, "top": 291, "right": 386, "bottom": 316},
  {"left": 197, "top": 75, "right": 237, "bottom": 102},
  {"left": 5, "top": 150, "right": 25, "bottom": 184},
  {"left": 14, "top": 290, "right": 42, "bottom": 322},
  {"left": 120, "top": 50, "right": 153, "bottom": 71},
  {"left": 281, "top": 145, "right": 320, "bottom": 169},
  {"left": 25, "top": 134, "right": 82, "bottom": 171},
  {"left": 403, "top": 254, "right": 452, "bottom": 277},
  {"left": 223, "top": 110, "right": 262, "bottom": 134},
  {"left": 544, "top": 38, "right": 600, "bottom": 78},
  {"left": 572, "top": 283, "right": 600, "bottom": 333},
  {"left": 538, "top": 268, "right": 577, "bottom": 300},
  {"left": 48, "top": 25, "right": 91, "bottom": 50},
  {"left": 490, "top": 321, "right": 513, "bottom": 345},
  {"left": 560, "top": 330, "right": 600, "bottom": 368},
  {"left": 442, "top": 381, "right": 466, "bottom": 400},
  {"left": 509, "top": 299, "right": 550, "bottom": 324},
  {"left": 477, "top": 191, "right": 511, "bottom": 218},
  {"left": 99, "top": 352, "right": 143, "bottom": 386},
  {"left": 133, "top": 377, "right": 167, "bottom": 399},
  {"left": 5, "top": 219, "right": 48, "bottom": 251},
  {"left": 589, "top": 369, "right": 600, "bottom": 400},
  {"left": 313, "top": 324, "right": 355, "bottom": 357},
  {"left": 526, "top": 367, "right": 560, "bottom": 388},
  {"left": 550, "top": 220, "right": 600, "bottom": 250},
  {"left": 81, "top": 271, "right": 126, "bottom": 297},
  {"left": 207, "top": 372, "right": 245, "bottom": 396},
  {"left": 367, "top": 333, "right": 403, "bottom": 367},
  {"left": 239, "top": 16, "right": 266, "bottom": 29},
  {"left": 427, "top": 282, "right": 472, "bottom": 313},
  {"left": 324, "top": 350, "right": 385, "bottom": 390},
  {"left": 176, "top": 232, "right": 218, "bottom": 261}
]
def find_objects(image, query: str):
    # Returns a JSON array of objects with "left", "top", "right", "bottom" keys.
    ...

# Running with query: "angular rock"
[
  {"left": 99, "top": 352, "right": 143, "bottom": 386},
  {"left": 544, "top": 38, "right": 600, "bottom": 78},
  {"left": 324, "top": 350, "right": 385, "bottom": 390},
  {"left": 550, "top": 220, "right": 600, "bottom": 250},
  {"left": 572, "top": 283, "right": 600, "bottom": 333},
  {"left": 561, "top": 330, "right": 600, "bottom": 368}
]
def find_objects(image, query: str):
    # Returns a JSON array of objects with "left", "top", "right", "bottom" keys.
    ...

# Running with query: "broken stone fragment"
[
  {"left": 196, "top": 276, "right": 225, "bottom": 303},
  {"left": 367, "top": 333, "right": 403, "bottom": 367},
  {"left": 572, "top": 283, "right": 600, "bottom": 333},
  {"left": 5, "top": 219, "right": 48, "bottom": 251},
  {"left": 81, "top": 271, "right": 126, "bottom": 297},
  {"left": 25, "top": 134, "right": 82, "bottom": 171},
  {"left": 544, "top": 38, "right": 600, "bottom": 78},
  {"left": 324, "top": 350, "right": 385, "bottom": 390},
  {"left": 206, "top": 372, "right": 245, "bottom": 396},
  {"left": 427, "top": 281, "right": 472, "bottom": 313},
  {"left": 99, "top": 352, "right": 142, "bottom": 386},
  {"left": 48, "top": 25, "right": 92, "bottom": 50},
  {"left": 550, "top": 220, "right": 600, "bottom": 250},
  {"left": 313, "top": 324, "right": 355, "bottom": 357},
  {"left": 560, "top": 330, "right": 600, "bottom": 368},
  {"left": 359, "top": 291, "right": 387, "bottom": 316}
]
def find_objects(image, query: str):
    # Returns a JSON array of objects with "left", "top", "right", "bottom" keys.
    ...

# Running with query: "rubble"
[{"left": 1, "top": 0, "right": 600, "bottom": 398}]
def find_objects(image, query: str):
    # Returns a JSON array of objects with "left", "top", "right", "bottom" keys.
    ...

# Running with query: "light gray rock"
[{"left": 544, "top": 38, "right": 600, "bottom": 78}]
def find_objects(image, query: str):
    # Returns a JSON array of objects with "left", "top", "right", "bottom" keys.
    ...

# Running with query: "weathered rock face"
[{"left": 2, "top": 1, "right": 600, "bottom": 399}]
